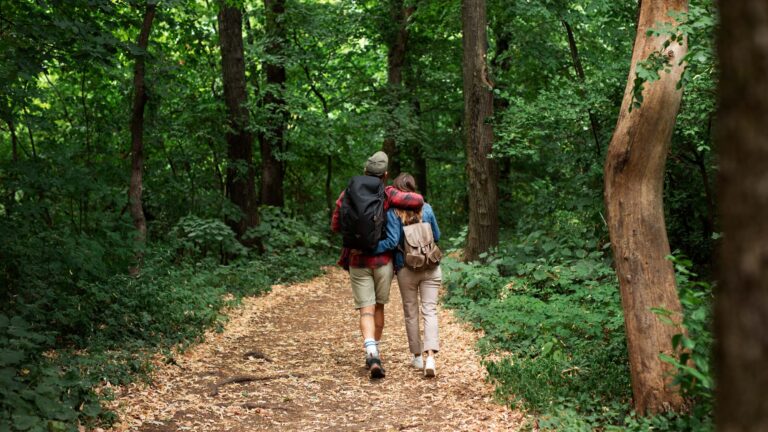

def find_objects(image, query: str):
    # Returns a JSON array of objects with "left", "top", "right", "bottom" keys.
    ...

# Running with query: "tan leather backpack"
[{"left": 401, "top": 222, "right": 443, "bottom": 271}]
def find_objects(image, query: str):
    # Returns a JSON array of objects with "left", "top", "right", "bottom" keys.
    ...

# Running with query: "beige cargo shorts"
[{"left": 348, "top": 262, "right": 394, "bottom": 309}]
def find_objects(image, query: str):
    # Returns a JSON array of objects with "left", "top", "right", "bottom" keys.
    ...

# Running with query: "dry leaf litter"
[{"left": 106, "top": 266, "right": 524, "bottom": 431}]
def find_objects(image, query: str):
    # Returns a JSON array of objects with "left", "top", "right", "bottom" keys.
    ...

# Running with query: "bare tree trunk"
[
  {"left": 7, "top": 117, "right": 18, "bottom": 163},
  {"left": 3, "top": 115, "right": 19, "bottom": 213},
  {"left": 381, "top": 1, "right": 413, "bottom": 177},
  {"left": 260, "top": 0, "right": 287, "bottom": 207},
  {"left": 409, "top": 96, "right": 428, "bottom": 197},
  {"left": 128, "top": 1, "right": 157, "bottom": 274},
  {"left": 462, "top": 0, "right": 498, "bottom": 261},
  {"left": 300, "top": 63, "right": 335, "bottom": 217},
  {"left": 562, "top": 19, "right": 602, "bottom": 157},
  {"left": 716, "top": 2, "right": 768, "bottom": 429},
  {"left": 218, "top": 3, "right": 259, "bottom": 238},
  {"left": 603, "top": 0, "right": 688, "bottom": 415}
]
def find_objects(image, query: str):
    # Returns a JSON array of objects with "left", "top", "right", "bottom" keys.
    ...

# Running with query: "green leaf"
[
  {"left": 12, "top": 414, "right": 40, "bottom": 431},
  {"left": 541, "top": 341, "right": 554, "bottom": 356},
  {"left": 0, "top": 349, "right": 25, "bottom": 366}
]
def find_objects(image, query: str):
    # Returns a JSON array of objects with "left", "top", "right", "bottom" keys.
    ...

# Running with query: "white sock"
[{"left": 364, "top": 338, "right": 378, "bottom": 357}]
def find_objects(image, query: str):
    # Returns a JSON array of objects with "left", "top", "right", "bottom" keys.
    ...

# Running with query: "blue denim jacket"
[{"left": 372, "top": 203, "right": 441, "bottom": 271}]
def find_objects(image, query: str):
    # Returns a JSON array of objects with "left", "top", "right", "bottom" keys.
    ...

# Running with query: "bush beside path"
[{"left": 106, "top": 266, "right": 522, "bottom": 431}]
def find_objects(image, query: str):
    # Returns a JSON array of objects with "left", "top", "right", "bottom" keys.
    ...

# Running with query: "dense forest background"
[{"left": 1, "top": 0, "right": 723, "bottom": 430}]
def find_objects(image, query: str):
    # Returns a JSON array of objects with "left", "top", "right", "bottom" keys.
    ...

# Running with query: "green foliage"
[
  {"left": 171, "top": 215, "right": 248, "bottom": 262},
  {"left": 662, "top": 254, "right": 714, "bottom": 413},
  {"left": 444, "top": 229, "right": 714, "bottom": 430},
  {"left": 0, "top": 315, "right": 103, "bottom": 432},
  {"left": 246, "top": 206, "right": 331, "bottom": 255},
  {"left": 0, "top": 0, "right": 719, "bottom": 429}
]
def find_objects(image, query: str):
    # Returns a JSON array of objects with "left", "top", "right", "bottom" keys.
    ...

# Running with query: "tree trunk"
[
  {"left": 4, "top": 115, "right": 19, "bottom": 213},
  {"left": 218, "top": 3, "right": 259, "bottom": 238},
  {"left": 381, "top": 2, "right": 413, "bottom": 177},
  {"left": 603, "top": 0, "right": 688, "bottom": 415},
  {"left": 7, "top": 117, "right": 18, "bottom": 163},
  {"left": 128, "top": 1, "right": 157, "bottom": 274},
  {"left": 260, "top": 0, "right": 287, "bottom": 207},
  {"left": 716, "top": 2, "right": 768, "bottom": 429},
  {"left": 563, "top": 19, "right": 602, "bottom": 157},
  {"left": 491, "top": 29, "right": 513, "bottom": 184},
  {"left": 462, "top": 0, "right": 498, "bottom": 261},
  {"left": 409, "top": 96, "right": 428, "bottom": 198}
]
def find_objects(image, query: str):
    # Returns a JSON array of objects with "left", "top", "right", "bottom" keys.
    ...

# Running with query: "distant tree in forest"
[
  {"left": 129, "top": 1, "right": 157, "bottom": 273},
  {"left": 462, "top": 0, "right": 499, "bottom": 261},
  {"left": 260, "top": 0, "right": 287, "bottom": 207},
  {"left": 715, "top": 1, "right": 768, "bottom": 429},
  {"left": 218, "top": 2, "right": 259, "bottom": 238},
  {"left": 381, "top": 0, "right": 413, "bottom": 177},
  {"left": 603, "top": 0, "right": 688, "bottom": 415}
]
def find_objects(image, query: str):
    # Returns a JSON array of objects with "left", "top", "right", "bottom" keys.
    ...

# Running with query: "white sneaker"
[
  {"left": 424, "top": 355, "right": 436, "bottom": 377},
  {"left": 411, "top": 355, "right": 423, "bottom": 370}
]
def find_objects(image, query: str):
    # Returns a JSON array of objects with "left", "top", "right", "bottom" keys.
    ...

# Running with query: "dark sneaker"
[{"left": 366, "top": 356, "right": 385, "bottom": 379}]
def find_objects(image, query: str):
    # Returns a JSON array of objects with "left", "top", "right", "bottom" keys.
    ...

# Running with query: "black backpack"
[{"left": 340, "top": 175, "right": 386, "bottom": 251}]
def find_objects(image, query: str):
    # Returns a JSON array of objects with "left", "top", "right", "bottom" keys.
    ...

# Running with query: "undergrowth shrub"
[
  {"left": 443, "top": 230, "right": 714, "bottom": 431},
  {"left": 245, "top": 206, "right": 331, "bottom": 255},
  {"left": 1, "top": 209, "right": 334, "bottom": 431}
]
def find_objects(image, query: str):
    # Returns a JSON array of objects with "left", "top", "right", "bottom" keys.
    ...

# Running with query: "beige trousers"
[{"left": 396, "top": 266, "right": 442, "bottom": 355}]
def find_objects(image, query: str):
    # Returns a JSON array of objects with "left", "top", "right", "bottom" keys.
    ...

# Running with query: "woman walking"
[{"left": 373, "top": 173, "right": 443, "bottom": 377}]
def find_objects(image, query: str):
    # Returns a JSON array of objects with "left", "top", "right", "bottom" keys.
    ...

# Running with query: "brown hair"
[
  {"left": 393, "top": 173, "right": 422, "bottom": 225},
  {"left": 392, "top": 173, "right": 418, "bottom": 193}
]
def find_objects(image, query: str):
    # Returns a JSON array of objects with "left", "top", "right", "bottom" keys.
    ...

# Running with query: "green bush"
[
  {"left": 0, "top": 314, "right": 102, "bottom": 432},
  {"left": 245, "top": 206, "right": 331, "bottom": 255},
  {"left": 443, "top": 231, "right": 714, "bottom": 431}
]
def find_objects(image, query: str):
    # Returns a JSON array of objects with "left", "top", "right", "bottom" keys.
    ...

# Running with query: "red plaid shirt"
[{"left": 331, "top": 185, "right": 423, "bottom": 269}]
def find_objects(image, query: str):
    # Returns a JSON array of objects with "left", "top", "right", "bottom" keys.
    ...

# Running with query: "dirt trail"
[{"left": 107, "top": 266, "right": 522, "bottom": 431}]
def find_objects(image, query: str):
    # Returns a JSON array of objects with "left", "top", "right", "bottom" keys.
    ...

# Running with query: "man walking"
[{"left": 331, "top": 151, "right": 423, "bottom": 378}]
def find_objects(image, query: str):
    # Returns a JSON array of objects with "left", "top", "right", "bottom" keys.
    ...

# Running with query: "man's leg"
[
  {"left": 359, "top": 305, "right": 376, "bottom": 341},
  {"left": 349, "top": 267, "right": 384, "bottom": 378},
  {"left": 374, "top": 304, "right": 384, "bottom": 341},
  {"left": 371, "top": 262, "right": 394, "bottom": 354},
  {"left": 349, "top": 267, "right": 378, "bottom": 355}
]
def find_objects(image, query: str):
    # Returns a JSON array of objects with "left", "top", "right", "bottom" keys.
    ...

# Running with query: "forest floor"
[{"left": 104, "top": 266, "right": 522, "bottom": 431}]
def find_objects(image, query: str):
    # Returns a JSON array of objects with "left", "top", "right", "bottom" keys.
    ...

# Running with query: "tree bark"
[
  {"left": 381, "top": 2, "right": 413, "bottom": 177},
  {"left": 128, "top": 1, "right": 157, "bottom": 273},
  {"left": 409, "top": 96, "right": 428, "bottom": 198},
  {"left": 3, "top": 115, "right": 19, "bottom": 213},
  {"left": 6, "top": 117, "right": 18, "bottom": 163},
  {"left": 462, "top": 0, "right": 498, "bottom": 261},
  {"left": 562, "top": 19, "right": 602, "bottom": 157},
  {"left": 716, "top": 2, "right": 768, "bottom": 429},
  {"left": 218, "top": 3, "right": 259, "bottom": 238},
  {"left": 603, "top": 0, "right": 688, "bottom": 415},
  {"left": 260, "top": 0, "right": 287, "bottom": 207}
]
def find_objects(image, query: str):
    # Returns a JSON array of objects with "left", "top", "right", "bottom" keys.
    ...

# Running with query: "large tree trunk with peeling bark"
[
  {"left": 381, "top": 1, "right": 413, "bottom": 177},
  {"left": 218, "top": 4, "right": 259, "bottom": 239},
  {"left": 715, "top": 2, "right": 768, "bottom": 429},
  {"left": 462, "top": 0, "right": 498, "bottom": 262},
  {"left": 603, "top": 0, "right": 688, "bottom": 415},
  {"left": 260, "top": 0, "right": 286, "bottom": 207},
  {"left": 128, "top": 1, "right": 156, "bottom": 274}
]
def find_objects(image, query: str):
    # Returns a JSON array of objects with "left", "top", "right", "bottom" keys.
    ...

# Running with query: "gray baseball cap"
[{"left": 364, "top": 151, "right": 389, "bottom": 176}]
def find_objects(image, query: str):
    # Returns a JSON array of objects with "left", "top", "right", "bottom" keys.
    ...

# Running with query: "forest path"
[{"left": 107, "top": 266, "right": 522, "bottom": 431}]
